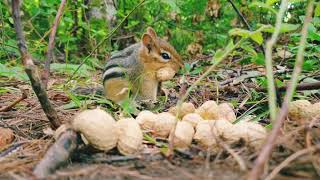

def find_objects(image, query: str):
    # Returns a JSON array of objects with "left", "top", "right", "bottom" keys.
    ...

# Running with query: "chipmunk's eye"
[{"left": 161, "top": 52, "right": 171, "bottom": 60}]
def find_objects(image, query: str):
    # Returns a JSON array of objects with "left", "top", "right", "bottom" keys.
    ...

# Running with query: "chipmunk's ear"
[
  {"left": 146, "top": 27, "right": 157, "bottom": 38},
  {"left": 142, "top": 33, "right": 155, "bottom": 52}
]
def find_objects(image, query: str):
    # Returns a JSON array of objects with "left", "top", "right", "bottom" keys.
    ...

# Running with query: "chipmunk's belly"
[{"left": 135, "top": 77, "right": 158, "bottom": 102}]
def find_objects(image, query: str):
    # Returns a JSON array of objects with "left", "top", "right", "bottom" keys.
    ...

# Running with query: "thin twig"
[
  {"left": 42, "top": 0, "right": 67, "bottom": 88},
  {"left": 226, "top": 0, "right": 265, "bottom": 55},
  {"left": 0, "top": 88, "right": 28, "bottom": 112},
  {"left": 11, "top": 0, "right": 61, "bottom": 129},
  {"left": 66, "top": 0, "right": 147, "bottom": 83},
  {"left": 265, "top": 0, "right": 289, "bottom": 122},
  {"left": 218, "top": 139, "right": 247, "bottom": 171},
  {"left": 248, "top": 1, "right": 315, "bottom": 179},
  {"left": 227, "top": 0, "right": 252, "bottom": 30},
  {"left": 265, "top": 145, "right": 320, "bottom": 180}
]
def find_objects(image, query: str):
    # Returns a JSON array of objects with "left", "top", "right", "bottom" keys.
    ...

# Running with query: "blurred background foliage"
[{"left": 0, "top": 0, "right": 319, "bottom": 72}]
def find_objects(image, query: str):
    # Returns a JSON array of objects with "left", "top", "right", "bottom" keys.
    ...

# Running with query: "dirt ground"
[{"left": 0, "top": 66, "right": 319, "bottom": 180}]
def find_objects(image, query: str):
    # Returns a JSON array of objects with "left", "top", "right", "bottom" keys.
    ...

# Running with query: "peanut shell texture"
[{"left": 72, "top": 108, "right": 118, "bottom": 151}]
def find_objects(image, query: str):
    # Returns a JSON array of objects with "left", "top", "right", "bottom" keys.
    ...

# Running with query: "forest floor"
[{"left": 0, "top": 59, "right": 319, "bottom": 179}]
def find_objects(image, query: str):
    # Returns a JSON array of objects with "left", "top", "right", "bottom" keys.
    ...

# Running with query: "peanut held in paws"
[
  {"left": 72, "top": 108, "right": 118, "bottom": 151},
  {"left": 116, "top": 118, "right": 143, "bottom": 155},
  {"left": 156, "top": 67, "right": 176, "bottom": 81}
]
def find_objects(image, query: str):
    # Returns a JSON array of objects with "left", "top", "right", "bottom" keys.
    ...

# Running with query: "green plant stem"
[
  {"left": 248, "top": 1, "right": 315, "bottom": 179},
  {"left": 66, "top": 0, "right": 147, "bottom": 84},
  {"left": 264, "top": 0, "right": 288, "bottom": 122}
]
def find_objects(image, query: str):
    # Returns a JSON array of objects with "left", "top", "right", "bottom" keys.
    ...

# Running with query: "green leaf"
[
  {"left": 288, "top": 0, "right": 307, "bottom": 3},
  {"left": 225, "top": 40, "right": 235, "bottom": 52},
  {"left": 241, "top": 43, "right": 258, "bottom": 56},
  {"left": 120, "top": 98, "right": 139, "bottom": 116},
  {"left": 212, "top": 49, "right": 224, "bottom": 61},
  {"left": 0, "top": 64, "right": 28, "bottom": 81},
  {"left": 190, "top": 67, "right": 203, "bottom": 75},
  {"left": 315, "top": 3, "right": 320, "bottom": 17},
  {"left": 229, "top": 28, "right": 250, "bottom": 38},
  {"left": 50, "top": 63, "right": 93, "bottom": 77},
  {"left": 162, "top": 0, "right": 181, "bottom": 12},
  {"left": 0, "top": 87, "right": 11, "bottom": 95},
  {"left": 262, "top": 23, "right": 300, "bottom": 33},
  {"left": 307, "top": 24, "right": 320, "bottom": 41},
  {"left": 252, "top": 53, "right": 265, "bottom": 65},
  {"left": 62, "top": 100, "right": 95, "bottom": 110},
  {"left": 265, "top": 124, "right": 273, "bottom": 129},
  {"left": 266, "top": 0, "right": 279, "bottom": 5},
  {"left": 303, "top": 60, "right": 316, "bottom": 71},
  {"left": 250, "top": 32, "right": 264, "bottom": 45},
  {"left": 249, "top": 2, "right": 277, "bottom": 14}
]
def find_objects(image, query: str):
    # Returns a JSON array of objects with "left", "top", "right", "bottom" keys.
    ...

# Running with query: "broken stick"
[
  {"left": 0, "top": 88, "right": 27, "bottom": 112},
  {"left": 33, "top": 130, "right": 81, "bottom": 178}
]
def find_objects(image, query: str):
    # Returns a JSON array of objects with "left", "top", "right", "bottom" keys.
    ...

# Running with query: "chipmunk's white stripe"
[{"left": 102, "top": 67, "right": 126, "bottom": 81}]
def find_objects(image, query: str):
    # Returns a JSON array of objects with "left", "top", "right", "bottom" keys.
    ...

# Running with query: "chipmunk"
[{"left": 102, "top": 27, "right": 182, "bottom": 104}]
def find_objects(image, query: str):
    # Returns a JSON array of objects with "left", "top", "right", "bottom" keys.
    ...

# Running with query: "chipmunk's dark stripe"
[
  {"left": 103, "top": 72, "right": 126, "bottom": 84},
  {"left": 104, "top": 64, "right": 120, "bottom": 71}
]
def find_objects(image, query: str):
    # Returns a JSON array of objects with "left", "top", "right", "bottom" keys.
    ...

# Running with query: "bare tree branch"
[
  {"left": 11, "top": 0, "right": 61, "bottom": 129},
  {"left": 42, "top": 0, "right": 67, "bottom": 88}
]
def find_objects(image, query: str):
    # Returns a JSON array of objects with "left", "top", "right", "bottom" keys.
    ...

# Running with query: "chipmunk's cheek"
[{"left": 156, "top": 67, "right": 176, "bottom": 81}]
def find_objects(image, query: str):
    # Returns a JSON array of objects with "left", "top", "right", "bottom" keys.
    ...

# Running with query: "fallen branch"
[
  {"left": 219, "top": 69, "right": 289, "bottom": 86},
  {"left": 11, "top": 0, "right": 61, "bottom": 129},
  {"left": 248, "top": 1, "right": 315, "bottom": 179},
  {"left": 42, "top": 0, "right": 67, "bottom": 88},
  {"left": 0, "top": 88, "right": 27, "bottom": 112},
  {"left": 256, "top": 81, "right": 320, "bottom": 92},
  {"left": 33, "top": 130, "right": 81, "bottom": 178}
]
